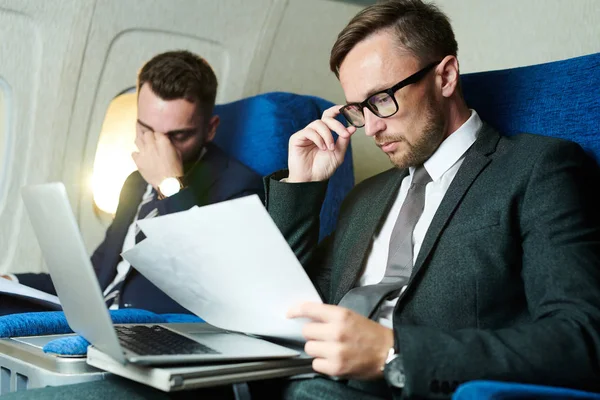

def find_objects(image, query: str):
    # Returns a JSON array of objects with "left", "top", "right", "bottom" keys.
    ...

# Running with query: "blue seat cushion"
[
  {"left": 453, "top": 380, "right": 600, "bottom": 399},
  {"left": 0, "top": 310, "right": 203, "bottom": 356},
  {"left": 42, "top": 335, "right": 92, "bottom": 356},
  {"left": 0, "top": 309, "right": 165, "bottom": 338}
]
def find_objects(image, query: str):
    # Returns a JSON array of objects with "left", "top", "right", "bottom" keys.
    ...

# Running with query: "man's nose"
[{"left": 363, "top": 108, "right": 386, "bottom": 137}]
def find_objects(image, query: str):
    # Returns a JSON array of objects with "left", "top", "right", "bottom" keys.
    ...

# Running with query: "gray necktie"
[{"left": 337, "top": 166, "right": 432, "bottom": 318}]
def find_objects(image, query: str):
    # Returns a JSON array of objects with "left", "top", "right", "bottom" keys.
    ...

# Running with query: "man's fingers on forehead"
[{"left": 156, "top": 132, "right": 170, "bottom": 142}]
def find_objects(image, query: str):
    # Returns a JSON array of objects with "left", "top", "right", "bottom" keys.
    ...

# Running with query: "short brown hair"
[
  {"left": 330, "top": 0, "right": 457, "bottom": 77},
  {"left": 138, "top": 50, "right": 218, "bottom": 117}
]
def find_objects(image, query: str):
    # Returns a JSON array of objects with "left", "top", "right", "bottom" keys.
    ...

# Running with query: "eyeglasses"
[{"left": 339, "top": 61, "right": 441, "bottom": 128}]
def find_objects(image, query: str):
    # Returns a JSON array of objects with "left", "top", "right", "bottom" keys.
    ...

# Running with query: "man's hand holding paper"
[{"left": 121, "top": 194, "right": 322, "bottom": 343}]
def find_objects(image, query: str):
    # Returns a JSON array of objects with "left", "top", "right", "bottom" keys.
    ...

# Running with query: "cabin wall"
[
  {"left": 0, "top": 0, "right": 95, "bottom": 274},
  {"left": 0, "top": 0, "right": 287, "bottom": 273},
  {"left": 0, "top": 0, "right": 598, "bottom": 273}
]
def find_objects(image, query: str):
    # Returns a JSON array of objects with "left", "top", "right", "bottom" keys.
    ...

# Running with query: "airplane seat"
[
  {"left": 212, "top": 91, "right": 355, "bottom": 241},
  {"left": 452, "top": 51, "right": 600, "bottom": 399},
  {"left": 461, "top": 51, "right": 600, "bottom": 163}
]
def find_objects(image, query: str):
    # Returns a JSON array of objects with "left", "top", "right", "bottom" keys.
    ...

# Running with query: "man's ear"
[
  {"left": 437, "top": 55, "right": 460, "bottom": 98},
  {"left": 206, "top": 115, "right": 220, "bottom": 142}
]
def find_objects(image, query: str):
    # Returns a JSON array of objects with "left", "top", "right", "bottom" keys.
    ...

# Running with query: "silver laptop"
[{"left": 21, "top": 182, "right": 300, "bottom": 365}]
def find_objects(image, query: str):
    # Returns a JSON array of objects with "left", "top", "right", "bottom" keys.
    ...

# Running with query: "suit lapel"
[
  {"left": 333, "top": 168, "right": 409, "bottom": 304},
  {"left": 400, "top": 124, "right": 501, "bottom": 299},
  {"left": 184, "top": 143, "right": 228, "bottom": 205},
  {"left": 97, "top": 172, "right": 147, "bottom": 289}
]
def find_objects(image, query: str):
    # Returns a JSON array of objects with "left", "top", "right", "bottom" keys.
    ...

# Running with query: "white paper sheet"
[
  {"left": 0, "top": 278, "right": 62, "bottom": 308},
  {"left": 122, "top": 194, "right": 322, "bottom": 342}
]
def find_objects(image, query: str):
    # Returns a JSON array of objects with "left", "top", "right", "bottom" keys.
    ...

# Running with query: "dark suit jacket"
[
  {"left": 15, "top": 143, "right": 265, "bottom": 314},
  {"left": 265, "top": 123, "right": 600, "bottom": 399}
]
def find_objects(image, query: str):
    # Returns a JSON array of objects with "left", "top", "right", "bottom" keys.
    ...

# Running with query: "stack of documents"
[
  {"left": 0, "top": 278, "right": 62, "bottom": 310},
  {"left": 122, "top": 194, "right": 322, "bottom": 343}
]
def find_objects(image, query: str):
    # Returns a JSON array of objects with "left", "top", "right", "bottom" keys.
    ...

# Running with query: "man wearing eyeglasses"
[
  {"left": 3, "top": 1, "right": 598, "bottom": 399},
  {"left": 262, "top": 0, "right": 600, "bottom": 399}
]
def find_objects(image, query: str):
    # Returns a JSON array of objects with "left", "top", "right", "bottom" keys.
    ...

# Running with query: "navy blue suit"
[{"left": 8, "top": 143, "right": 264, "bottom": 315}]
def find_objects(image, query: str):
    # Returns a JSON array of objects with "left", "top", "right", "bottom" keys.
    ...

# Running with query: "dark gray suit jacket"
[{"left": 265, "top": 123, "right": 600, "bottom": 399}]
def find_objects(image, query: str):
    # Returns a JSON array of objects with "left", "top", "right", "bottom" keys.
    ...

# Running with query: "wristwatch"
[
  {"left": 157, "top": 176, "right": 185, "bottom": 199},
  {"left": 383, "top": 345, "right": 405, "bottom": 388}
]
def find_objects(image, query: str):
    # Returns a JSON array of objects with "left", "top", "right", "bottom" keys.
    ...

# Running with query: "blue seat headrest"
[
  {"left": 212, "top": 91, "right": 355, "bottom": 240},
  {"left": 461, "top": 52, "right": 600, "bottom": 163}
]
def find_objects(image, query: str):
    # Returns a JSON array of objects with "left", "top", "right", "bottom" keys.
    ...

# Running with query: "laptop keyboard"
[{"left": 114, "top": 325, "right": 221, "bottom": 356}]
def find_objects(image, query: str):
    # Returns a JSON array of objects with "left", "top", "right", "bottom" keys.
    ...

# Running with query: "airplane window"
[{"left": 92, "top": 87, "right": 137, "bottom": 215}]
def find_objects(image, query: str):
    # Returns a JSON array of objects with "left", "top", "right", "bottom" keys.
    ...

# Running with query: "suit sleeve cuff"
[
  {"left": 155, "top": 187, "right": 198, "bottom": 215},
  {"left": 264, "top": 170, "right": 329, "bottom": 211}
]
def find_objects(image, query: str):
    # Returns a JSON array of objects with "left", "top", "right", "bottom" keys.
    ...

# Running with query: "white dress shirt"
[
  {"left": 102, "top": 183, "right": 154, "bottom": 303},
  {"left": 359, "top": 110, "right": 482, "bottom": 328}
]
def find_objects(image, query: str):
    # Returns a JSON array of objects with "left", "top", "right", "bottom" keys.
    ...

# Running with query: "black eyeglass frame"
[{"left": 339, "top": 61, "right": 442, "bottom": 128}]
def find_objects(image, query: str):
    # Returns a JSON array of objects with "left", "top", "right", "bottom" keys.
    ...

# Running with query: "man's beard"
[{"left": 383, "top": 106, "right": 446, "bottom": 169}]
